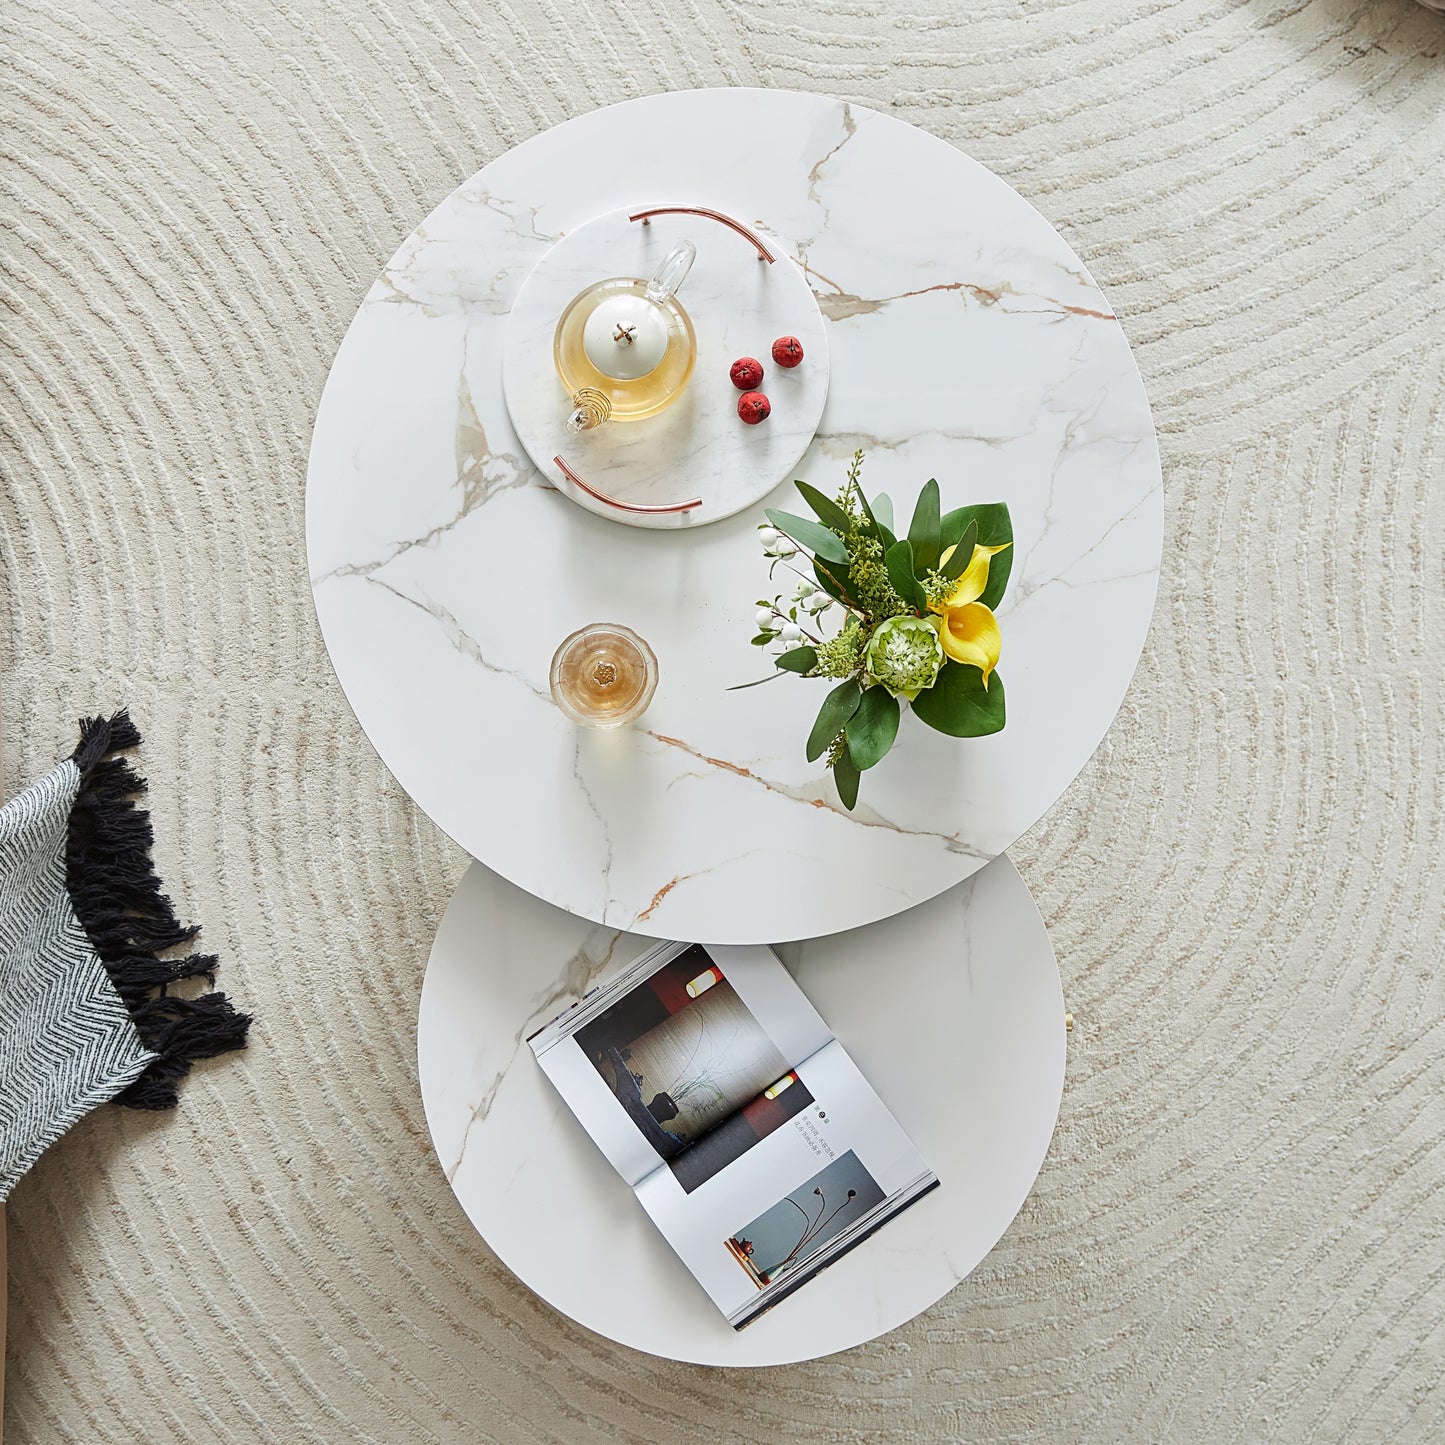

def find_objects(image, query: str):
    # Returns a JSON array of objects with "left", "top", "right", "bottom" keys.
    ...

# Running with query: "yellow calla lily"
[
  {"left": 935, "top": 540, "right": 1011, "bottom": 609},
  {"left": 934, "top": 602, "right": 1002, "bottom": 684},
  {"left": 931, "top": 540, "right": 1010, "bottom": 687}
]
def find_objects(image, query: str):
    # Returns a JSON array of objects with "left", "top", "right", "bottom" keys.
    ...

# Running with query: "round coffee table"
[
  {"left": 307, "top": 89, "right": 1162, "bottom": 945},
  {"left": 418, "top": 854, "right": 1065, "bottom": 1366}
]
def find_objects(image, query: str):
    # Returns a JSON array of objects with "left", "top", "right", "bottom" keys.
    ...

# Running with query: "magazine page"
[
  {"left": 633, "top": 1038, "right": 938, "bottom": 1328},
  {"left": 530, "top": 941, "right": 835, "bottom": 1189}
]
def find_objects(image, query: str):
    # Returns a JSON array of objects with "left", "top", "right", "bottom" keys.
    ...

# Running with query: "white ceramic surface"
[
  {"left": 503, "top": 207, "right": 830, "bottom": 526},
  {"left": 417, "top": 855, "right": 1065, "bottom": 1366},
  {"left": 307, "top": 89, "right": 1163, "bottom": 944}
]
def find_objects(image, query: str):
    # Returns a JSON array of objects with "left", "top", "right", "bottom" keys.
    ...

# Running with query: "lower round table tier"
[
  {"left": 306, "top": 89, "right": 1162, "bottom": 944},
  {"left": 418, "top": 855, "right": 1065, "bottom": 1366}
]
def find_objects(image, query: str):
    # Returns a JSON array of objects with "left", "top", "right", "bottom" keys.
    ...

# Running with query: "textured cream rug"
[{"left": 3, "top": 1, "right": 1443, "bottom": 1440}]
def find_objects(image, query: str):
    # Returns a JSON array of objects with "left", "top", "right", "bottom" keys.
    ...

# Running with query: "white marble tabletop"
[
  {"left": 307, "top": 90, "right": 1162, "bottom": 943},
  {"left": 418, "top": 854, "right": 1065, "bottom": 1366}
]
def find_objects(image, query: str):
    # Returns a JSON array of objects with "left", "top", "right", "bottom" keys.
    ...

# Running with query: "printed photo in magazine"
[
  {"left": 529, "top": 940, "right": 938, "bottom": 1329},
  {"left": 572, "top": 943, "right": 791, "bottom": 1165},
  {"left": 725, "top": 1150, "right": 885, "bottom": 1289}
]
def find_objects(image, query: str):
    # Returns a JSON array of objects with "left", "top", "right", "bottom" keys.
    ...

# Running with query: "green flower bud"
[{"left": 863, "top": 615, "right": 944, "bottom": 700}]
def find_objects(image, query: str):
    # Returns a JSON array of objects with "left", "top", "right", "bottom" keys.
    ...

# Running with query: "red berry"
[
  {"left": 730, "top": 356, "right": 764, "bottom": 390},
  {"left": 737, "top": 391, "right": 771, "bottom": 425},
  {"left": 771, "top": 335, "right": 804, "bottom": 368}
]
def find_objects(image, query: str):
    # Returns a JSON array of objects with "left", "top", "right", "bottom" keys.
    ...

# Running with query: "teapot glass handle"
[{"left": 644, "top": 240, "right": 696, "bottom": 304}]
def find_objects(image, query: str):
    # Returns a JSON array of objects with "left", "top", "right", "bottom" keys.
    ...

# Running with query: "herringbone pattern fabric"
[{"left": 0, "top": 759, "right": 153, "bottom": 1200}]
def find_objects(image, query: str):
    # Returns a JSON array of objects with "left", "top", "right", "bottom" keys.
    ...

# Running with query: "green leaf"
[
  {"left": 885, "top": 539, "right": 927, "bottom": 613},
  {"left": 854, "top": 488, "right": 886, "bottom": 545},
  {"left": 751, "top": 632, "right": 775, "bottom": 646},
  {"left": 726, "top": 671, "right": 788, "bottom": 691},
  {"left": 940, "top": 504, "right": 1013, "bottom": 608},
  {"left": 911, "top": 662, "right": 1006, "bottom": 737},
  {"left": 832, "top": 750, "right": 861, "bottom": 810},
  {"left": 765, "top": 510, "right": 850, "bottom": 565},
  {"left": 776, "top": 646, "right": 817, "bottom": 674},
  {"left": 865, "top": 493, "right": 897, "bottom": 551},
  {"left": 806, "top": 678, "right": 862, "bottom": 762},
  {"left": 813, "top": 556, "right": 857, "bottom": 606},
  {"left": 872, "top": 493, "right": 895, "bottom": 532},
  {"left": 941, "top": 519, "right": 978, "bottom": 580},
  {"left": 978, "top": 550, "right": 1012, "bottom": 612},
  {"left": 939, "top": 505, "right": 976, "bottom": 550},
  {"left": 907, "top": 479, "right": 941, "bottom": 573},
  {"left": 794, "top": 481, "right": 854, "bottom": 536},
  {"left": 846, "top": 686, "right": 900, "bottom": 771}
]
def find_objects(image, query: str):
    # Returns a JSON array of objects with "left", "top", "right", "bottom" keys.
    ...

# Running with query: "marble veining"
[{"left": 306, "top": 90, "right": 1163, "bottom": 944}]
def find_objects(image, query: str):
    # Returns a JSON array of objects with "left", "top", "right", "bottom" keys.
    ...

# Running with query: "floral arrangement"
[{"left": 741, "top": 452, "right": 1012, "bottom": 810}]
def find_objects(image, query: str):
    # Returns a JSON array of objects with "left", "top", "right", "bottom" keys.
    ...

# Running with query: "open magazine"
[{"left": 529, "top": 940, "right": 938, "bottom": 1329}]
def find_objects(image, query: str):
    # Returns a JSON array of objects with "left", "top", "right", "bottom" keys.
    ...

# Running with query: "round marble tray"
[
  {"left": 418, "top": 854, "right": 1065, "bottom": 1367},
  {"left": 502, "top": 207, "right": 830, "bottom": 527},
  {"left": 307, "top": 89, "right": 1163, "bottom": 944}
]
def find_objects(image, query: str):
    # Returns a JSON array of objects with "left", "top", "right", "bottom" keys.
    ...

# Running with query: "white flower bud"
[
  {"left": 755, "top": 607, "right": 776, "bottom": 630},
  {"left": 757, "top": 526, "right": 780, "bottom": 546},
  {"left": 779, "top": 622, "right": 803, "bottom": 642},
  {"left": 774, "top": 541, "right": 797, "bottom": 558},
  {"left": 792, "top": 580, "right": 815, "bottom": 600}
]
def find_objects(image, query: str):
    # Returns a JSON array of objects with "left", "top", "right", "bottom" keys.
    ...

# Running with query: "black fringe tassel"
[{"left": 66, "top": 710, "right": 251, "bottom": 1110}]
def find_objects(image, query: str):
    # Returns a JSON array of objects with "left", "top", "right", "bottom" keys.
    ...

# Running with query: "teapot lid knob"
[
  {"left": 579, "top": 240, "right": 695, "bottom": 381},
  {"left": 582, "top": 295, "right": 670, "bottom": 380}
]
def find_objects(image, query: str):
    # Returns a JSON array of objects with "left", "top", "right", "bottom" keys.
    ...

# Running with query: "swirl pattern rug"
[{"left": 2, "top": 2, "right": 1442, "bottom": 1441}]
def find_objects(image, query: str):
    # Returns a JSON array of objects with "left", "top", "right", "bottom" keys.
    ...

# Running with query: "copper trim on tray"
[
  {"left": 628, "top": 207, "right": 777, "bottom": 264},
  {"left": 553, "top": 455, "right": 703, "bottom": 515}
]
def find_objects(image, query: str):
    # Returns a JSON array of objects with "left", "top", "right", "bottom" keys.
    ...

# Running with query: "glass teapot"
[{"left": 553, "top": 240, "right": 697, "bottom": 432}]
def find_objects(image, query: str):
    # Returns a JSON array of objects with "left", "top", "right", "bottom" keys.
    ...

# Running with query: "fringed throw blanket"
[{"left": 0, "top": 711, "right": 250, "bottom": 1200}]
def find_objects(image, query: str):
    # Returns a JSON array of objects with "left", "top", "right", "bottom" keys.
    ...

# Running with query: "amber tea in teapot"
[{"left": 554, "top": 240, "right": 697, "bottom": 432}]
